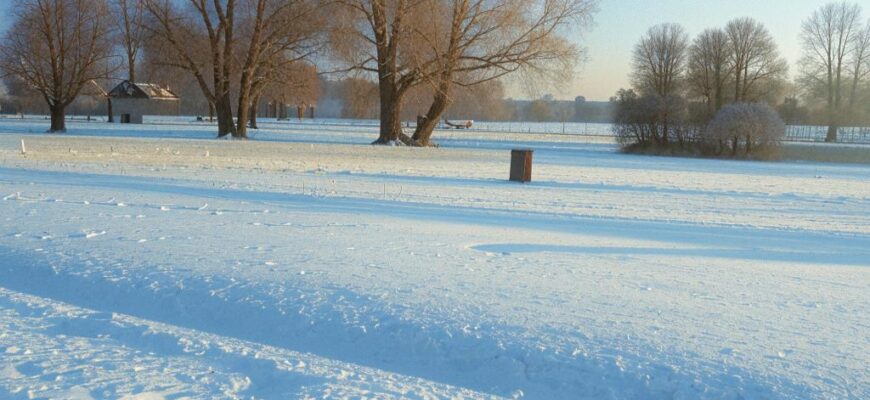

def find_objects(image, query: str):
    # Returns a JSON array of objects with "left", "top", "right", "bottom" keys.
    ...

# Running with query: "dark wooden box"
[{"left": 510, "top": 149, "right": 533, "bottom": 182}]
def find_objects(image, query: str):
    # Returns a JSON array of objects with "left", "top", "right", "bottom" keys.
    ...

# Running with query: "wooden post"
[{"left": 509, "top": 149, "right": 533, "bottom": 183}]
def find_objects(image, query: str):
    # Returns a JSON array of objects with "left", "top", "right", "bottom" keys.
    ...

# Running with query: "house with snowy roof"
[{"left": 107, "top": 80, "right": 180, "bottom": 124}]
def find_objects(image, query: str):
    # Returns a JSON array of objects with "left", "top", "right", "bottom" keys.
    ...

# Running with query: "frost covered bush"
[{"left": 705, "top": 102, "right": 785, "bottom": 158}]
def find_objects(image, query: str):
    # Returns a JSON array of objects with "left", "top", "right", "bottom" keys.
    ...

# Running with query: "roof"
[
  {"left": 80, "top": 80, "right": 108, "bottom": 97},
  {"left": 108, "top": 80, "right": 179, "bottom": 100}
]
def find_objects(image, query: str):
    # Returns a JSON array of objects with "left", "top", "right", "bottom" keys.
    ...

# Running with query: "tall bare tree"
[
  {"left": 407, "top": 0, "right": 596, "bottom": 146},
  {"left": 800, "top": 2, "right": 865, "bottom": 142},
  {"left": 113, "top": 0, "right": 146, "bottom": 82},
  {"left": 0, "top": 0, "right": 115, "bottom": 132},
  {"left": 103, "top": 0, "right": 146, "bottom": 122},
  {"left": 332, "top": 0, "right": 432, "bottom": 144},
  {"left": 687, "top": 28, "right": 732, "bottom": 116},
  {"left": 144, "top": 0, "right": 236, "bottom": 136},
  {"left": 333, "top": 0, "right": 593, "bottom": 146},
  {"left": 632, "top": 23, "right": 689, "bottom": 98},
  {"left": 144, "top": 0, "right": 323, "bottom": 138},
  {"left": 726, "top": 18, "right": 788, "bottom": 104},
  {"left": 630, "top": 23, "right": 689, "bottom": 145},
  {"left": 847, "top": 20, "right": 870, "bottom": 118}
]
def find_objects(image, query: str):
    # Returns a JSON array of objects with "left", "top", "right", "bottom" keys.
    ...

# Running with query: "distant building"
[{"left": 108, "top": 80, "right": 179, "bottom": 124}]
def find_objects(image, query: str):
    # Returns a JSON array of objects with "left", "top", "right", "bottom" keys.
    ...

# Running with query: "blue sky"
[{"left": 0, "top": 1, "right": 849, "bottom": 100}]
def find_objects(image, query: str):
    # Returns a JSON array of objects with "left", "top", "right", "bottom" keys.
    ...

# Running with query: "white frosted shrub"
[{"left": 706, "top": 102, "right": 785, "bottom": 157}]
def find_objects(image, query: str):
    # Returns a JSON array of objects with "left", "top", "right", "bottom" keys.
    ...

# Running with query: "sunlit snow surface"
[{"left": 0, "top": 117, "right": 868, "bottom": 399}]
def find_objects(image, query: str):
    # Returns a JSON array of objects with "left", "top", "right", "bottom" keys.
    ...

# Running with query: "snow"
[{"left": 0, "top": 118, "right": 868, "bottom": 399}]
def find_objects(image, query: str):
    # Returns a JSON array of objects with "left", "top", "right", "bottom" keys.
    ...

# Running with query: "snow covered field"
[{"left": 0, "top": 118, "right": 868, "bottom": 399}]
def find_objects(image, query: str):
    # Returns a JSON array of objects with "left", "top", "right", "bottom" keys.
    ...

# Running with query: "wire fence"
[
  {"left": 785, "top": 126, "right": 870, "bottom": 144},
  {"left": 4, "top": 114, "right": 870, "bottom": 145}
]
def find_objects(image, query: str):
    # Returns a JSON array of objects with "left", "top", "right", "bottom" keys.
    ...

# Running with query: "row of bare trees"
[
  {"left": 0, "top": 0, "right": 329, "bottom": 136},
  {"left": 799, "top": 1, "right": 870, "bottom": 142},
  {"left": 144, "top": 0, "right": 326, "bottom": 138},
  {"left": 0, "top": 0, "right": 597, "bottom": 145},
  {"left": 687, "top": 18, "right": 789, "bottom": 115},
  {"left": 616, "top": 16, "right": 790, "bottom": 156},
  {"left": 619, "top": 1, "right": 870, "bottom": 153}
]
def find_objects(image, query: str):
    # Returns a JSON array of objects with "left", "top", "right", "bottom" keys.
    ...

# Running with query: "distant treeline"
[{"left": 1, "top": 77, "right": 615, "bottom": 124}]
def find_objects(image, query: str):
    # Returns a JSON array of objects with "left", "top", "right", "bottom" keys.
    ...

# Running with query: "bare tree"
[
  {"left": 113, "top": 0, "right": 146, "bottom": 82},
  {"left": 332, "top": 0, "right": 433, "bottom": 144},
  {"left": 103, "top": 0, "right": 146, "bottom": 122},
  {"left": 630, "top": 23, "right": 689, "bottom": 146},
  {"left": 847, "top": 20, "right": 870, "bottom": 118},
  {"left": 144, "top": 0, "right": 324, "bottom": 138},
  {"left": 0, "top": 0, "right": 115, "bottom": 132},
  {"left": 144, "top": 0, "right": 236, "bottom": 136},
  {"left": 800, "top": 2, "right": 865, "bottom": 141},
  {"left": 687, "top": 28, "right": 732, "bottom": 117},
  {"left": 632, "top": 23, "right": 689, "bottom": 98},
  {"left": 726, "top": 18, "right": 788, "bottom": 104},
  {"left": 407, "top": 0, "right": 596, "bottom": 147}
]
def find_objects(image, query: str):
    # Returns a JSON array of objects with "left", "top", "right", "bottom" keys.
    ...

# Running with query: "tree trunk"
[
  {"left": 235, "top": 98, "right": 249, "bottom": 139},
  {"left": 249, "top": 94, "right": 260, "bottom": 129},
  {"left": 373, "top": 75, "right": 406, "bottom": 145},
  {"left": 49, "top": 104, "right": 66, "bottom": 132},
  {"left": 215, "top": 93, "right": 238, "bottom": 138},
  {"left": 235, "top": 87, "right": 252, "bottom": 138},
  {"left": 825, "top": 124, "right": 838, "bottom": 142},
  {"left": 734, "top": 66, "right": 743, "bottom": 102},
  {"left": 128, "top": 58, "right": 136, "bottom": 84},
  {"left": 826, "top": 63, "right": 836, "bottom": 142},
  {"left": 107, "top": 97, "right": 114, "bottom": 123},
  {"left": 411, "top": 89, "right": 450, "bottom": 147},
  {"left": 208, "top": 102, "right": 215, "bottom": 122}
]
